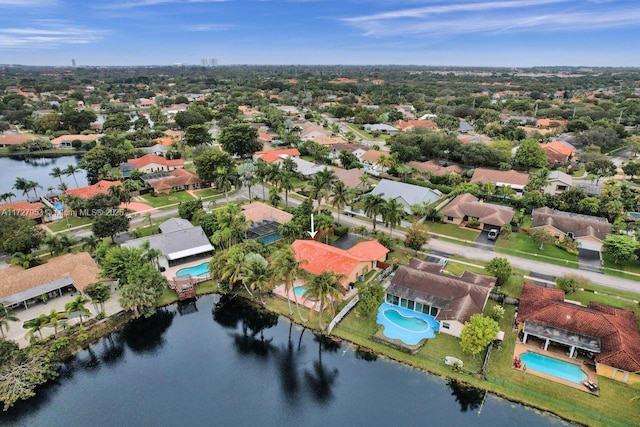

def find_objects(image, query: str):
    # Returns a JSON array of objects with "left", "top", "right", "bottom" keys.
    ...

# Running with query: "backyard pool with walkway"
[{"left": 376, "top": 302, "right": 440, "bottom": 346}]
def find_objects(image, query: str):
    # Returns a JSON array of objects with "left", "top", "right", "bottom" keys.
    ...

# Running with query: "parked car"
[{"left": 487, "top": 229, "right": 499, "bottom": 240}]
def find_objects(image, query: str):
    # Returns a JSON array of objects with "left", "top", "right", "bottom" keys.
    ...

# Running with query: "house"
[
  {"left": 393, "top": 119, "right": 438, "bottom": 131},
  {"left": 329, "top": 143, "right": 368, "bottom": 162},
  {"left": 144, "top": 169, "right": 202, "bottom": 194},
  {"left": 0, "top": 133, "right": 37, "bottom": 147},
  {"left": 291, "top": 239, "right": 388, "bottom": 291},
  {"left": 65, "top": 180, "right": 122, "bottom": 199},
  {"left": 542, "top": 141, "right": 576, "bottom": 164},
  {"left": 253, "top": 148, "right": 300, "bottom": 164},
  {"left": 125, "top": 153, "right": 184, "bottom": 173},
  {"left": 0, "top": 201, "right": 46, "bottom": 222},
  {"left": 242, "top": 201, "right": 293, "bottom": 245},
  {"left": 331, "top": 167, "right": 367, "bottom": 189},
  {"left": 141, "top": 144, "right": 170, "bottom": 156},
  {"left": 518, "top": 283, "right": 640, "bottom": 384},
  {"left": 385, "top": 259, "right": 495, "bottom": 337},
  {"left": 122, "top": 218, "right": 214, "bottom": 270},
  {"left": 408, "top": 160, "right": 464, "bottom": 177},
  {"left": 543, "top": 171, "right": 573, "bottom": 195},
  {"left": 363, "top": 124, "right": 398, "bottom": 135},
  {"left": 289, "top": 157, "right": 326, "bottom": 176},
  {"left": 536, "top": 118, "right": 568, "bottom": 129},
  {"left": 441, "top": 194, "right": 514, "bottom": 229},
  {"left": 0, "top": 252, "right": 102, "bottom": 310},
  {"left": 257, "top": 131, "right": 273, "bottom": 144},
  {"left": 470, "top": 168, "right": 530, "bottom": 193},
  {"left": 50, "top": 134, "right": 100, "bottom": 149},
  {"left": 370, "top": 179, "right": 442, "bottom": 213},
  {"left": 530, "top": 208, "right": 610, "bottom": 255},
  {"left": 459, "top": 120, "right": 474, "bottom": 133},
  {"left": 137, "top": 98, "right": 156, "bottom": 108}
]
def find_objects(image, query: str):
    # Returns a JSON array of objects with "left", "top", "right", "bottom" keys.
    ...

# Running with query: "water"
[
  {"left": 376, "top": 302, "right": 439, "bottom": 345},
  {"left": 176, "top": 262, "right": 209, "bottom": 278},
  {"left": 520, "top": 352, "right": 588, "bottom": 384},
  {"left": 0, "top": 295, "right": 568, "bottom": 426},
  {"left": 293, "top": 285, "right": 308, "bottom": 297},
  {"left": 0, "top": 155, "right": 88, "bottom": 200}
]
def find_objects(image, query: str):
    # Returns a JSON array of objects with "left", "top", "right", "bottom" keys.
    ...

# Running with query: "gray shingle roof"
[
  {"left": 123, "top": 225, "right": 213, "bottom": 260},
  {"left": 370, "top": 179, "right": 442, "bottom": 212}
]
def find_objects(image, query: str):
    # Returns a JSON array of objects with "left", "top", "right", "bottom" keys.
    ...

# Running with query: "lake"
[
  {"left": 0, "top": 295, "right": 569, "bottom": 426},
  {"left": 0, "top": 155, "right": 88, "bottom": 200}
]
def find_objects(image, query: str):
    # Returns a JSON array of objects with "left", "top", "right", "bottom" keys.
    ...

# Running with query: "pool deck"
[
  {"left": 513, "top": 342, "right": 599, "bottom": 395},
  {"left": 272, "top": 279, "right": 352, "bottom": 312},
  {"left": 164, "top": 257, "right": 212, "bottom": 280}
]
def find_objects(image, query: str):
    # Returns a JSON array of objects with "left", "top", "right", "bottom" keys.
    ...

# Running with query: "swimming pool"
[
  {"left": 176, "top": 262, "right": 209, "bottom": 278},
  {"left": 376, "top": 302, "right": 439, "bottom": 345},
  {"left": 293, "top": 286, "right": 307, "bottom": 297},
  {"left": 519, "top": 352, "right": 588, "bottom": 384}
]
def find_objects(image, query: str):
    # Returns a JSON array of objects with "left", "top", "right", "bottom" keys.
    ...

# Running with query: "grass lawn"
[
  {"left": 567, "top": 289, "right": 640, "bottom": 327},
  {"left": 131, "top": 224, "right": 159, "bottom": 238},
  {"left": 485, "top": 304, "right": 640, "bottom": 427},
  {"left": 191, "top": 188, "right": 222, "bottom": 199},
  {"left": 387, "top": 247, "right": 414, "bottom": 265},
  {"left": 138, "top": 191, "right": 196, "bottom": 207},
  {"left": 445, "top": 255, "right": 528, "bottom": 299},
  {"left": 602, "top": 254, "right": 640, "bottom": 275},
  {"left": 495, "top": 232, "right": 579, "bottom": 267},
  {"left": 346, "top": 123, "right": 389, "bottom": 142},
  {"left": 290, "top": 177, "right": 306, "bottom": 189},
  {"left": 426, "top": 222, "right": 480, "bottom": 241},
  {"left": 47, "top": 216, "right": 92, "bottom": 232}
]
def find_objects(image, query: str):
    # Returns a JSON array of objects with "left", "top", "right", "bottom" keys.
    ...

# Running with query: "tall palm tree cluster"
[
  {"left": 209, "top": 243, "right": 343, "bottom": 330},
  {"left": 361, "top": 193, "right": 406, "bottom": 237}
]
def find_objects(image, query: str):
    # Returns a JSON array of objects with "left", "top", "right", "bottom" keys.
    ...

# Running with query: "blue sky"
[{"left": 0, "top": 0, "right": 639, "bottom": 67}]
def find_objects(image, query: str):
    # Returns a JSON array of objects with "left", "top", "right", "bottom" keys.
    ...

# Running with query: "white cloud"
[
  {"left": 0, "top": 22, "right": 108, "bottom": 49},
  {"left": 0, "top": 0, "right": 57, "bottom": 5},
  {"left": 100, "top": 0, "right": 228, "bottom": 9},
  {"left": 183, "top": 23, "right": 235, "bottom": 31}
]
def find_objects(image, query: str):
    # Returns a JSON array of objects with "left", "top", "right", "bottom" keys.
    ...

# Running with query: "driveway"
[
  {"left": 331, "top": 232, "right": 361, "bottom": 250},
  {"left": 578, "top": 248, "right": 603, "bottom": 273},
  {"left": 473, "top": 229, "right": 498, "bottom": 249}
]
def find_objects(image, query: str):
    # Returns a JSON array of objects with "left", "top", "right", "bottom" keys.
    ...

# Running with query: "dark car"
[{"left": 487, "top": 229, "right": 499, "bottom": 241}]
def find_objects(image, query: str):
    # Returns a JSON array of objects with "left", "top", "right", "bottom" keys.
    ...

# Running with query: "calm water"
[
  {"left": 0, "top": 295, "right": 569, "bottom": 427},
  {"left": 0, "top": 156, "right": 88, "bottom": 200}
]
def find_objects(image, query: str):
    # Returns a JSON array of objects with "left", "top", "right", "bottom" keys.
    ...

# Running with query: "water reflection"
[
  {"left": 277, "top": 323, "right": 304, "bottom": 403},
  {"left": 447, "top": 379, "right": 485, "bottom": 412},
  {"left": 122, "top": 308, "right": 174, "bottom": 354},
  {"left": 177, "top": 298, "right": 199, "bottom": 315},
  {"left": 304, "top": 335, "right": 339, "bottom": 404},
  {"left": 355, "top": 346, "right": 378, "bottom": 362}
]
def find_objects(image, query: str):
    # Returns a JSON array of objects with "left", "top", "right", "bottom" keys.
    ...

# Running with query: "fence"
[{"left": 327, "top": 294, "right": 359, "bottom": 333}]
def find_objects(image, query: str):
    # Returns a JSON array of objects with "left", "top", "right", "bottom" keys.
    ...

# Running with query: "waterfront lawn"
[
  {"left": 485, "top": 304, "right": 640, "bottom": 427},
  {"left": 47, "top": 216, "right": 92, "bottom": 233},
  {"left": 138, "top": 191, "right": 196, "bottom": 207},
  {"left": 494, "top": 233, "right": 579, "bottom": 268},
  {"left": 156, "top": 286, "right": 178, "bottom": 307},
  {"left": 426, "top": 222, "right": 480, "bottom": 241}
]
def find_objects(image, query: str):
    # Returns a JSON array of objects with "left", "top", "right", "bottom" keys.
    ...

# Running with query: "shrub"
[
  {"left": 468, "top": 217, "right": 480, "bottom": 228},
  {"left": 489, "top": 305, "right": 505, "bottom": 321},
  {"left": 334, "top": 225, "right": 349, "bottom": 236},
  {"left": 555, "top": 276, "right": 577, "bottom": 293}
]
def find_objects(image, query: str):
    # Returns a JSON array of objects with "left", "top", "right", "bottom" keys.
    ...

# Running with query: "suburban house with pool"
[
  {"left": 530, "top": 208, "right": 611, "bottom": 258},
  {"left": 291, "top": 239, "right": 389, "bottom": 292},
  {"left": 242, "top": 201, "right": 293, "bottom": 245},
  {"left": 0, "top": 252, "right": 102, "bottom": 311},
  {"left": 122, "top": 218, "right": 214, "bottom": 271},
  {"left": 383, "top": 259, "right": 495, "bottom": 338},
  {"left": 517, "top": 283, "right": 640, "bottom": 385}
]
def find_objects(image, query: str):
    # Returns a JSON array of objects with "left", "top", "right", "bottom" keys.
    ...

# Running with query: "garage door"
[
  {"left": 578, "top": 240, "right": 602, "bottom": 252},
  {"left": 578, "top": 248, "right": 601, "bottom": 261}
]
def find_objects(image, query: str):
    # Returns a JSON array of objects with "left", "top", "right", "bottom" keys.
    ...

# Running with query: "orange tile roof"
[
  {"left": 0, "top": 201, "right": 44, "bottom": 219},
  {"left": 0, "top": 133, "right": 37, "bottom": 145},
  {"left": 394, "top": 119, "right": 438, "bottom": 131},
  {"left": 291, "top": 239, "right": 388, "bottom": 285},
  {"left": 258, "top": 131, "right": 273, "bottom": 142},
  {"left": 254, "top": 148, "right": 300, "bottom": 164},
  {"left": 65, "top": 180, "right": 122, "bottom": 199},
  {"left": 127, "top": 153, "right": 184, "bottom": 169},
  {"left": 154, "top": 137, "right": 175, "bottom": 147},
  {"left": 543, "top": 141, "right": 575, "bottom": 157},
  {"left": 148, "top": 169, "right": 201, "bottom": 192},
  {"left": 470, "top": 168, "right": 530, "bottom": 187},
  {"left": 50, "top": 134, "right": 100, "bottom": 145}
]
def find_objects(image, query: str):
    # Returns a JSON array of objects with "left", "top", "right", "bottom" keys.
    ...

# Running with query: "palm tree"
[
  {"left": 44, "top": 234, "right": 62, "bottom": 256},
  {"left": 241, "top": 253, "right": 272, "bottom": 305},
  {"left": 256, "top": 160, "right": 269, "bottom": 200},
  {"left": 12, "top": 177, "right": 29, "bottom": 199},
  {"left": 44, "top": 309, "right": 67, "bottom": 336},
  {"left": 362, "top": 193, "right": 385, "bottom": 230},
  {"left": 238, "top": 161, "right": 257, "bottom": 200},
  {"left": 58, "top": 182, "right": 68, "bottom": 193},
  {"left": 63, "top": 164, "right": 81, "bottom": 187},
  {"left": 65, "top": 295, "right": 91, "bottom": 325},
  {"left": 3, "top": 192, "right": 15, "bottom": 203},
  {"left": 303, "top": 271, "right": 343, "bottom": 331},
  {"left": 330, "top": 181, "right": 351, "bottom": 225},
  {"left": 11, "top": 252, "right": 42, "bottom": 269},
  {"left": 0, "top": 304, "right": 18, "bottom": 339},
  {"left": 24, "top": 315, "right": 48, "bottom": 341},
  {"left": 316, "top": 214, "right": 334, "bottom": 244},
  {"left": 26, "top": 180, "right": 41, "bottom": 198},
  {"left": 382, "top": 198, "right": 405, "bottom": 237},
  {"left": 85, "top": 282, "right": 111, "bottom": 314},
  {"left": 278, "top": 170, "right": 295, "bottom": 208},
  {"left": 81, "top": 234, "right": 101, "bottom": 255},
  {"left": 269, "top": 247, "right": 308, "bottom": 322},
  {"left": 266, "top": 163, "right": 281, "bottom": 190},
  {"left": 395, "top": 163, "right": 412, "bottom": 183},
  {"left": 50, "top": 166, "right": 65, "bottom": 186},
  {"left": 358, "top": 173, "right": 369, "bottom": 190},
  {"left": 214, "top": 167, "right": 236, "bottom": 203},
  {"left": 143, "top": 212, "right": 153, "bottom": 227}
]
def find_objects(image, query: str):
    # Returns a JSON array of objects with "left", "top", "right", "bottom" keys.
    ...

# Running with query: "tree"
[
  {"left": 435, "top": 114, "right": 460, "bottom": 131},
  {"left": 241, "top": 253, "right": 272, "bottom": 305},
  {"left": 10, "top": 252, "right": 42, "bottom": 269},
  {"left": 218, "top": 123, "right": 261, "bottom": 158},
  {"left": 555, "top": 276, "right": 578, "bottom": 293},
  {"left": 603, "top": 235, "right": 639, "bottom": 264},
  {"left": 0, "top": 212, "right": 46, "bottom": 255},
  {"left": 0, "top": 305, "right": 18, "bottom": 339},
  {"left": 238, "top": 161, "right": 257, "bottom": 200},
  {"left": 356, "top": 282, "right": 384, "bottom": 319},
  {"left": 330, "top": 181, "right": 351, "bottom": 225},
  {"left": 303, "top": 271, "right": 343, "bottom": 331},
  {"left": 65, "top": 295, "right": 91, "bottom": 326},
  {"left": 23, "top": 315, "right": 48, "bottom": 341},
  {"left": 626, "top": 135, "right": 640, "bottom": 157},
  {"left": 184, "top": 124, "right": 213, "bottom": 146},
  {"left": 92, "top": 210, "right": 130, "bottom": 242},
  {"left": 515, "top": 139, "right": 547, "bottom": 171},
  {"left": 44, "top": 309, "right": 67, "bottom": 336},
  {"left": 0, "top": 346, "right": 58, "bottom": 410},
  {"left": 269, "top": 247, "right": 308, "bottom": 321},
  {"left": 118, "top": 280, "right": 159, "bottom": 318},
  {"left": 528, "top": 228, "right": 554, "bottom": 250},
  {"left": 362, "top": 193, "right": 385, "bottom": 230},
  {"left": 178, "top": 199, "right": 203, "bottom": 221},
  {"left": 63, "top": 164, "right": 82, "bottom": 188},
  {"left": 404, "top": 221, "right": 430, "bottom": 253},
  {"left": 194, "top": 149, "right": 235, "bottom": 184},
  {"left": 382, "top": 198, "right": 404, "bottom": 237},
  {"left": 488, "top": 305, "right": 505, "bottom": 322},
  {"left": 278, "top": 170, "right": 295, "bottom": 208},
  {"left": 84, "top": 282, "right": 112, "bottom": 314},
  {"left": 103, "top": 112, "right": 131, "bottom": 132},
  {"left": 460, "top": 314, "right": 500, "bottom": 357},
  {"left": 485, "top": 257, "right": 512, "bottom": 287},
  {"left": 49, "top": 166, "right": 65, "bottom": 186},
  {"left": 585, "top": 158, "right": 617, "bottom": 184}
]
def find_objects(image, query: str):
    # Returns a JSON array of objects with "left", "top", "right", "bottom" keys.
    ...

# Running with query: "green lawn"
[
  {"left": 568, "top": 289, "right": 640, "bottom": 327},
  {"left": 132, "top": 224, "right": 159, "bottom": 238},
  {"left": 191, "top": 188, "right": 223, "bottom": 199},
  {"left": 346, "top": 123, "right": 390, "bottom": 142},
  {"left": 603, "top": 254, "right": 640, "bottom": 275},
  {"left": 47, "top": 216, "right": 92, "bottom": 233},
  {"left": 495, "top": 232, "right": 579, "bottom": 267},
  {"left": 426, "top": 222, "right": 481, "bottom": 241},
  {"left": 445, "top": 255, "right": 528, "bottom": 298},
  {"left": 138, "top": 191, "right": 196, "bottom": 207}
]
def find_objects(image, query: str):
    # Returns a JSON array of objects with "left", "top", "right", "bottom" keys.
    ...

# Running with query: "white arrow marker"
[{"left": 307, "top": 213, "right": 318, "bottom": 239}]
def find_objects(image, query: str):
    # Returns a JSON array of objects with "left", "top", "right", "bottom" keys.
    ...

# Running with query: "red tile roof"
[
  {"left": 0, "top": 133, "right": 37, "bottom": 146},
  {"left": 65, "top": 180, "right": 122, "bottom": 199},
  {"left": 258, "top": 131, "right": 273, "bottom": 142},
  {"left": 394, "top": 119, "right": 438, "bottom": 131},
  {"left": 254, "top": 148, "right": 300, "bottom": 164},
  {"left": 148, "top": 169, "right": 200, "bottom": 192},
  {"left": 127, "top": 154, "right": 184, "bottom": 169},
  {"left": 0, "top": 201, "right": 44, "bottom": 219},
  {"left": 346, "top": 241, "right": 390, "bottom": 260},
  {"left": 470, "top": 168, "right": 530, "bottom": 187},
  {"left": 519, "top": 283, "right": 640, "bottom": 373}
]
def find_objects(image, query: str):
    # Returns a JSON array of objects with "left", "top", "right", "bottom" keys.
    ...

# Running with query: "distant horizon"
[{"left": 1, "top": 0, "right": 639, "bottom": 67}]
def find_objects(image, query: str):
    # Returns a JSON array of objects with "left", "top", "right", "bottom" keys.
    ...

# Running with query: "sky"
[{"left": 0, "top": 0, "right": 639, "bottom": 67}]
